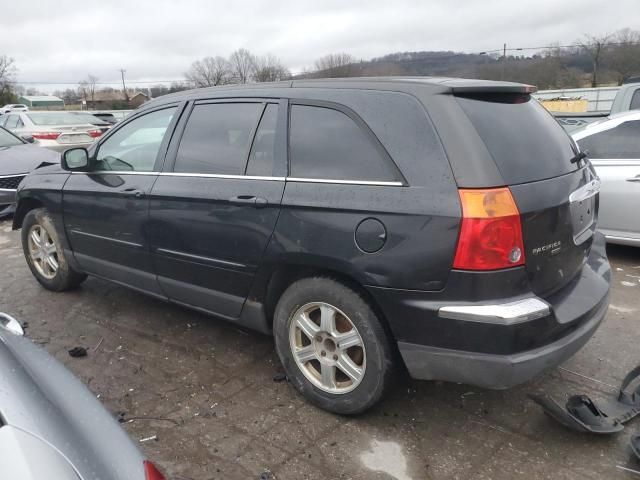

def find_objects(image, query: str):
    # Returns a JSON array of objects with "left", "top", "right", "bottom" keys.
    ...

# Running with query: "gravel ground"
[{"left": 1, "top": 218, "right": 640, "bottom": 480}]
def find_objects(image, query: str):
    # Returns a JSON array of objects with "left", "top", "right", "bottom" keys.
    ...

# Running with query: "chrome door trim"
[
  {"left": 286, "top": 177, "right": 404, "bottom": 186},
  {"left": 155, "top": 247, "right": 247, "bottom": 269},
  {"left": 69, "top": 229, "right": 144, "bottom": 248}
]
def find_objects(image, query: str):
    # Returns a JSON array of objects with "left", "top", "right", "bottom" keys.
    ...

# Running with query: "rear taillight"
[
  {"left": 32, "top": 132, "right": 61, "bottom": 140},
  {"left": 88, "top": 129, "right": 103, "bottom": 138},
  {"left": 144, "top": 460, "right": 166, "bottom": 480},
  {"left": 453, "top": 187, "right": 525, "bottom": 271}
]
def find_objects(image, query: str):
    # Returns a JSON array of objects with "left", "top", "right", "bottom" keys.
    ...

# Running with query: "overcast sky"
[{"left": 2, "top": 0, "right": 638, "bottom": 91}]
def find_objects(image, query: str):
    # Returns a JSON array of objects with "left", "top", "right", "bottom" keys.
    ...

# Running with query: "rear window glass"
[
  {"left": 27, "top": 112, "right": 103, "bottom": 126},
  {"left": 456, "top": 94, "right": 578, "bottom": 184}
]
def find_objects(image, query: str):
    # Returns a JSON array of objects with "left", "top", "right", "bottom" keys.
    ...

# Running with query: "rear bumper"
[
  {"left": 370, "top": 232, "right": 611, "bottom": 389},
  {"left": 398, "top": 292, "right": 608, "bottom": 388}
]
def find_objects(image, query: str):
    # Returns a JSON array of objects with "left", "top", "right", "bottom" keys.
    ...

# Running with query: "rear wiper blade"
[{"left": 570, "top": 151, "right": 588, "bottom": 164}]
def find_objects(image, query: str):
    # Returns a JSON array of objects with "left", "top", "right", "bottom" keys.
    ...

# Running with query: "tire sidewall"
[
  {"left": 274, "top": 277, "right": 392, "bottom": 414},
  {"left": 21, "top": 208, "right": 78, "bottom": 291}
]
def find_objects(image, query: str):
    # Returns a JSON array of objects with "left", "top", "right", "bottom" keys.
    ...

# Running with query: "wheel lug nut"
[
  {"left": 321, "top": 351, "right": 326, "bottom": 357},
  {"left": 316, "top": 335, "right": 322, "bottom": 342},
  {"left": 333, "top": 354, "right": 338, "bottom": 361}
]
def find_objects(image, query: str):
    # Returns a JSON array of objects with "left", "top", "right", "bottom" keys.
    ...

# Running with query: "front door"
[
  {"left": 62, "top": 105, "right": 181, "bottom": 295},
  {"left": 148, "top": 100, "right": 286, "bottom": 319}
]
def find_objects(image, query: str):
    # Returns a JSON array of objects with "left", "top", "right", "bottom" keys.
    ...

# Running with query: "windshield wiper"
[{"left": 570, "top": 151, "right": 588, "bottom": 164}]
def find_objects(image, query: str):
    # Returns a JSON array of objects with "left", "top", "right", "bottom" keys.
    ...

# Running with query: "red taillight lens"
[
  {"left": 453, "top": 187, "right": 525, "bottom": 271},
  {"left": 144, "top": 460, "right": 166, "bottom": 480},
  {"left": 88, "top": 129, "right": 103, "bottom": 138},
  {"left": 32, "top": 132, "right": 61, "bottom": 140}
]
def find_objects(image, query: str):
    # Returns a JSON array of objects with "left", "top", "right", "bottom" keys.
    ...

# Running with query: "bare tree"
[
  {"left": 607, "top": 28, "right": 640, "bottom": 85},
  {"left": 229, "top": 48, "right": 256, "bottom": 84},
  {"left": 253, "top": 54, "right": 290, "bottom": 82},
  {"left": 580, "top": 34, "right": 612, "bottom": 87},
  {"left": 185, "top": 56, "right": 231, "bottom": 87},
  {"left": 87, "top": 75, "right": 98, "bottom": 104},
  {"left": 77, "top": 80, "right": 88, "bottom": 103},
  {"left": 313, "top": 53, "right": 356, "bottom": 78},
  {"left": 0, "top": 55, "right": 17, "bottom": 104}
]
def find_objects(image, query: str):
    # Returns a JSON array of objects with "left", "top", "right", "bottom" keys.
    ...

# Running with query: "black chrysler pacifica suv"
[{"left": 13, "top": 77, "right": 610, "bottom": 414}]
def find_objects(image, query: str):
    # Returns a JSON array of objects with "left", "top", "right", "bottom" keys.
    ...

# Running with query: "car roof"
[{"left": 143, "top": 76, "right": 536, "bottom": 108}]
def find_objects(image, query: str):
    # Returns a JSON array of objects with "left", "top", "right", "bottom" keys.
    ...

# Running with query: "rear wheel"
[
  {"left": 22, "top": 208, "right": 86, "bottom": 291},
  {"left": 273, "top": 277, "right": 395, "bottom": 414}
]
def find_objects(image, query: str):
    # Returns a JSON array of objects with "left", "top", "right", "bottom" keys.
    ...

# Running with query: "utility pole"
[
  {"left": 501, "top": 43, "right": 507, "bottom": 80},
  {"left": 119, "top": 68, "right": 130, "bottom": 103}
]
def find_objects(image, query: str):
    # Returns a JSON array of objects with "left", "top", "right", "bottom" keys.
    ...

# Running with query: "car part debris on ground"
[{"left": 530, "top": 365, "right": 640, "bottom": 434}]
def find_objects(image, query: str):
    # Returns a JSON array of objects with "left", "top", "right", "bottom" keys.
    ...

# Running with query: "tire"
[
  {"left": 21, "top": 208, "right": 87, "bottom": 292},
  {"left": 273, "top": 276, "right": 395, "bottom": 414}
]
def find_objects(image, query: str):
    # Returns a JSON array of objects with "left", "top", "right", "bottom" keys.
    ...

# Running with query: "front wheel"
[
  {"left": 22, "top": 208, "right": 87, "bottom": 291},
  {"left": 273, "top": 277, "right": 395, "bottom": 414}
]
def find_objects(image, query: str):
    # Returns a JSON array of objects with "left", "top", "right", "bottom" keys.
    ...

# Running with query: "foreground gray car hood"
[
  {"left": 0, "top": 328, "right": 145, "bottom": 480},
  {"left": 0, "top": 143, "right": 59, "bottom": 175}
]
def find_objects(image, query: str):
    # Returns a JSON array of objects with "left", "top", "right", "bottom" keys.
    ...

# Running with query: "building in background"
[{"left": 17, "top": 95, "right": 65, "bottom": 110}]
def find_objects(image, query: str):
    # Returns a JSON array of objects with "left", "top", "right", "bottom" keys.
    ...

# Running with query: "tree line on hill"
[{"left": 1, "top": 28, "right": 638, "bottom": 107}]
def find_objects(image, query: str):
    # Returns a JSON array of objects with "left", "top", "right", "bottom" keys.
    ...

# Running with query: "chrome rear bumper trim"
[{"left": 438, "top": 297, "right": 551, "bottom": 325}]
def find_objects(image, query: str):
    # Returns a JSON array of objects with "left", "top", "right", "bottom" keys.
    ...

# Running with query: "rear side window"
[
  {"left": 4, "top": 115, "right": 20, "bottom": 129},
  {"left": 175, "top": 103, "right": 263, "bottom": 175},
  {"left": 576, "top": 120, "right": 640, "bottom": 159},
  {"left": 289, "top": 105, "right": 398, "bottom": 181},
  {"left": 456, "top": 94, "right": 578, "bottom": 184},
  {"left": 630, "top": 90, "right": 640, "bottom": 110}
]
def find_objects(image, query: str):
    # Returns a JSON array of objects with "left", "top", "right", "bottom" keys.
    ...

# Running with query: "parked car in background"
[
  {"left": 12, "top": 78, "right": 610, "bottom": 414},
  {"left": 0, "top": 126, "right": 58, "bottom": 216},
  {"left": 0, "top": 312, "right": 166, "bottom": 480},
  {"left": 573, "top": 111, "right": 640, "bottom": 246},
  {"left": 1, "top": 111, "right": 108, "bottom": 152},
  {"left": 552, "top": 83, "right": 640, "bottom": 132},
  {"left": 0, "top": 104, "right": 29, "bottom": 115}
]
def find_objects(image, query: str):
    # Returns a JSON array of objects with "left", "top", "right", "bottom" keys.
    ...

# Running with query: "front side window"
[
  {"left": 577, "top": 120, "right": 640, "bottom": 159},
  {"left": 95, "top": 107, "right": 176, "bottom": 171},
  {"left": 174, "top": 103, "right": 263, "bottom": 175},
  {"left": 288, "top": 105, "right": 397, "bottom": 181}
]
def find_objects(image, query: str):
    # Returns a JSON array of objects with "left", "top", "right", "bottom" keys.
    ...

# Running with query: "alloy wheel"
[
  {"left": 27, "top": 224, "right": 59, "bottom": 280},
  {"left": 289, "top": 302, "right": 366, "bottom": 394}
]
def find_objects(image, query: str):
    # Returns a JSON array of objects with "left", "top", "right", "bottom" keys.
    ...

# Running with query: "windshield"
[
  {"left": 0, "top": 127, "right": 24, "bottom": 147},
  {"left": 27, "top": 112, "right": 105, "bottom": 126}
]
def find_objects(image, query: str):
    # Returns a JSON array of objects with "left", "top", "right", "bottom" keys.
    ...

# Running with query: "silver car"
[
  {"left": 0, "top": 312, "right": 166, "bottom": 480},
  {"left": 573, "top": 111, "right": 640, "bottom": 246},
  {"left": 1, "top": 111, "right": 108, "bottom": 152}
]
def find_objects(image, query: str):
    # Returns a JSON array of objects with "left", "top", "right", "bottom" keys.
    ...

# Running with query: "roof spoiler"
[{"left": 445, "top": 81, "right": 537, "bottom": 95}]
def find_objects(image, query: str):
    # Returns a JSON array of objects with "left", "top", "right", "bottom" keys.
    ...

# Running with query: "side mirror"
[
  {"left": 20, "top": 134, "right": 35, "bottom": 143},
  {"left": 62, "top": 148, "right": 89, "bottom": 171}
]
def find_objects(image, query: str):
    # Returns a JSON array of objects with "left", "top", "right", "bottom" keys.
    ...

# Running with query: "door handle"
[
  {"left": 121, "top": 188, "right": 145, "bottom": 198},
  {"left": 626, "top": 176, "right": 640, "bottom": 183},
  {"left": 229, "top": 195, "right": 268, "bottom": 208}
]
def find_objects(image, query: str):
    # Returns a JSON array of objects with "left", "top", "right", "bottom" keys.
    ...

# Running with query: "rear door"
[
  {"left": 148, "top": 99, "right": 286, "bottom": 319},
  {"left": 62, "top": 105, "right": 181, "bottom": 295},
  {"left": 575, "top": 118, "right": 640, "bottom": 243}
]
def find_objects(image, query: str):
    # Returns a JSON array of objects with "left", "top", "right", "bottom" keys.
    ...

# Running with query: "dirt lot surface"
[{"left": 1, "top": 218, "right": 640, "bottom": 480}]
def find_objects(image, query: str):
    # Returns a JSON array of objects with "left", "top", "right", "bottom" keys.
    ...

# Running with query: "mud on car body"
[{"left": 12, "top": 77, "right": 611, "bottom": 414}]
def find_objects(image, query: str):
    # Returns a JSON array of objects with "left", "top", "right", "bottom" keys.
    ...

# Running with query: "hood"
[{"left": 0, "top": 144, "right": 60, "bottom": 176}]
